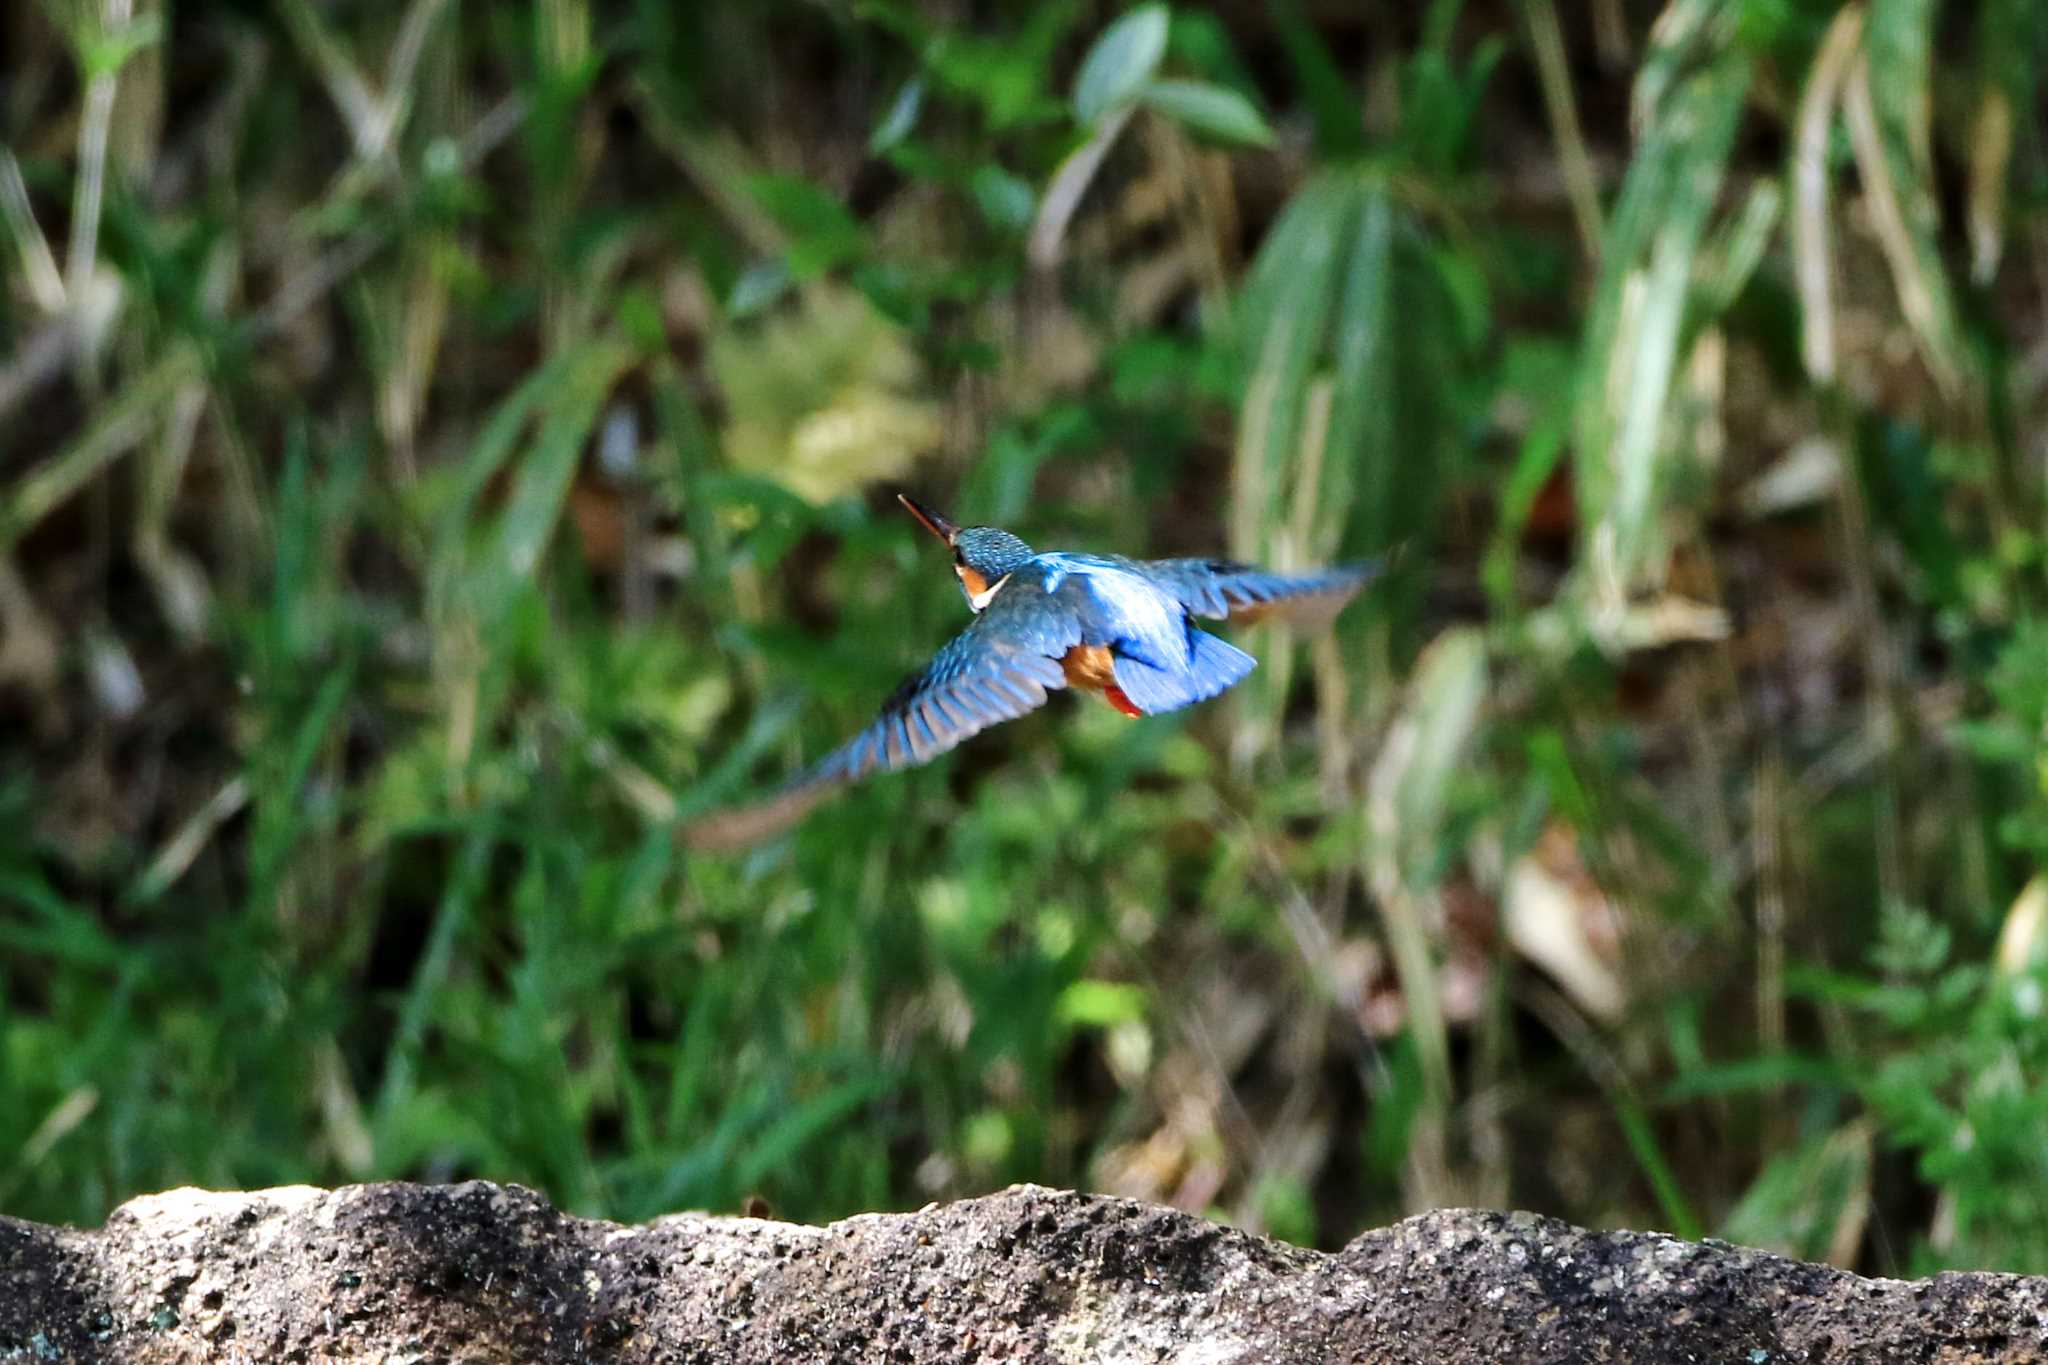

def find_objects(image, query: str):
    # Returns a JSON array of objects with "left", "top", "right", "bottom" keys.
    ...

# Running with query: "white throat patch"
[{"left": 967, "top": 573, "right": 1009, "bottom": 611}]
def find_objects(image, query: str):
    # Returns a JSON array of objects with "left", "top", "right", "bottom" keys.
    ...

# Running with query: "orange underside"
[
  {"left": 1101, "top": 684, "right": 1143, "bottom": 717},
  {"left": 1061, "top": 644, "right": 1142, "bottom": 717}
]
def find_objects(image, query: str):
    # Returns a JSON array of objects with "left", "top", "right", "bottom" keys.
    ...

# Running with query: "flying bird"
[{"left": 683, "top": 493, "right": 1378, "bottom": 848}]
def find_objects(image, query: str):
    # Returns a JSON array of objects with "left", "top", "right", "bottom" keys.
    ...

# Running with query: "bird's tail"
[
  {"left": 1111, "top": 630, "right": 1256, "bottom": 715},
  {"left": 676, "top": 772, "right": 845, "bottom": 851}
]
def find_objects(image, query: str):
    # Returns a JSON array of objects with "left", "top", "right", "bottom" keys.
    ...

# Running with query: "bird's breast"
[
  {"left": 1061, "top": 643, "right": 1144, "bottom": 717},
  {"left": 1060, "top": 642, "right": 1119, "bottom": 691}
]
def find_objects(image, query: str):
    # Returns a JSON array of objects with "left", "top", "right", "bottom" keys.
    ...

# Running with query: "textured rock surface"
[{"left": 3, "top": 1181, "right": 2045, "bottom": 1362}]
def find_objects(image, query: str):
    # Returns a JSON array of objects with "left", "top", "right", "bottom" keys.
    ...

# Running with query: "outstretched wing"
[
  {"left": 808, "top": 576, "right": 1082, "bottom": 783},
  {"left": 1138, "top": 558, "right": 1381, "bottom": 623},
  {"left": 682, "top": 576, "right": 1081, "bottom": 849}
]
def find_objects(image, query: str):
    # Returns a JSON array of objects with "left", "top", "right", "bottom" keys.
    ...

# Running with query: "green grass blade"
[{"left": 476, "top": 339, "right": 635, "bottom": 620}]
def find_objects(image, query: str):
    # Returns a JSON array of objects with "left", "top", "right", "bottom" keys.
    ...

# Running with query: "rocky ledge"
[{"left": 2, "top": 1181, "right": 2044, "bottom": 1362}]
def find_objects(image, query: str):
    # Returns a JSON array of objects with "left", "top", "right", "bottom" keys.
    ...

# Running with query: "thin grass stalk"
[
  {"left": 204, "top": 386, "right": 271, "bottom": 574},
  {"left": 374, "top": 825, "right": 496, "bottom": 1134},
  {"left": 1788, "top": 21, "right": 1851, "bottom": 486},
  {"left": 536, "top": 0, "right": 595, "bottom": 354},
  {"left": 251, "top": 92, "right": 525, "bottom": 342},
  {"left": 1841, "top": 53, "right": 1963, "bottom": 400},
  {"left": 1364, "top": 629, "right": 1486, "bottom": 1207},
  {"left": 0, "top": 148, "right": 65, "bottom": 313},
  {"left": 1753, "top": 750, "right": 1787, "bottom": 1128},
  {"left": 1790, "top": 6, "right": 1909, "bottom": 909},
  {"left": 0, "top": 550, "right": 60, "bottom": 694},
  {"left": 127, "top": 776, "right": 251, "bottom": 906},
  {"left": 1967, "top": 78, "right": 2012, "bottom": 286},
  {"left": 1518, "top": 978, "right": 1703, "bottom": 1240},
  {"left": 383, "top": 0, "right": 451, "bottom": 125},
  {"left": 278, "top": 0, "right": 385, "bottom": 156},
  {"left": 1029, "top": 104, "right": 1134, "bottom": 275},
  {"left": 1518, "top": 0, "right": 1604, "bottom": 259},
  {"left": 1970, "top": 0, "right": 2037, "bottom": 289},
  {"left": 133, "top": 236, "right": 235, "bottom": 640},
  {"left": 0, "top": 347, "right": 197, "bottom": 549},
  {"left": 1591, "top": 0, "right": 1630, "bottom": 66},
  {"left": 379, "top": 240, "right": 453, "bottom": 482},
  {"left": 0, "top": 319, "right": 80, "bottom": 423},
  {"left": 65, "top": 0, "right": 132, "bottom": 308}
]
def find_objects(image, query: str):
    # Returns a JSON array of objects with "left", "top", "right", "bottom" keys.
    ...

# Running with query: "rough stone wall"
[{"left": 3, "top": 1181, "right": 2044, "bottom": 1362}]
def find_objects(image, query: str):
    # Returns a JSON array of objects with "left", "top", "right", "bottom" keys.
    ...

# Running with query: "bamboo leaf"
[
  {"left": 1270, "top": 0, "right": 1363, "bottom": 158},
  {"left": 1371, "top": 627, "right": 1488, "bottom": 869},
  {"left": 1073, "top": 3, "right": 1168, "bottom": 125},
  {"left": 1233, "top": 176, "right": 1357, "bottom": 556},
  {"left": 1318, "top": 190, "right": 1394, "bottom": 554},
  {"left": 1138, "top": 78, "right": 1274, "bottom": 148},
  {"left": 869, "top": 77, "right": 923, "bottom": 154},
  {"left": 1573, "top": 44, "right": 1749, "bottom": 596},
  {"left": 1846, "top": 0, "right": 1967, "bottom": 397}
]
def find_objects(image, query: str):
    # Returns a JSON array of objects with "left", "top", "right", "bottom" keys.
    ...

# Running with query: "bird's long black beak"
[{"left": 897, "top": 493, "right": 958, "bottom": 546}]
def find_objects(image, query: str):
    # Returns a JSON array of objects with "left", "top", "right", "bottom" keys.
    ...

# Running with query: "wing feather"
[
  {"left": 776, "top": 572, "right": 1083, "bottom": 794},
  {"left": 1138, "top": 557, "right": 1381, "bottom": 622}
]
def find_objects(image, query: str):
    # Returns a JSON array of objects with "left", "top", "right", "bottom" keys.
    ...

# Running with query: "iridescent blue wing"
[
  {"left": 807, "top": 575, "right": 1082, "bottom": 783},
  {"left": 683, "top": 577, "right": 1081, "bottom": 849},
  {"left": 1137, "top": 557, "right": 1381, "bottom": 623}
]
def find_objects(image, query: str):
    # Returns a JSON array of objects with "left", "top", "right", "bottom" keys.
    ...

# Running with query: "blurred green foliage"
[{"left": 4, "top": 0, "right": 2048, "bottom": 1277}]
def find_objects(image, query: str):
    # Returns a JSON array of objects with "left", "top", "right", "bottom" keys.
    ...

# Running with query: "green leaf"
[
  {"left": 745, "top": 174, "right": 866, "bottom": 278},
  {"left": 1615, "top": 1094, "right": 1704, "bottom": 1241},
  {"left": 427, "top": 352, "right": 571, "bottom": 619},
  {"left": 969, "top": 164, "right": 1036, "bottom": 231},
  {"left": 475, "top": 340, "right": 636, "bottom": 619},
  {"left": 1658, "top": 1053, "right": 1848, "bottom": 1103},
  {"left": 1073, "top": 3, "right": 1169, "bottom": 125},
  {"left": 1319, "top": 189, "right": 1394, "bottom": 552},
  {"left": 734, "top": 1073, "right": 893, "bottom": 1189},
  {"left": 869, "top": 78, "right": 923, "bottom": 154},
  {"left": 1272, "top": 0, "right": 1363, "bottom": 159},
  {"left": 80, "top": 13, "right": 164, "bottom": 80},
  {"left": 1139, "top": 78, "right": 1274, "bottom": 147},
  {"left": 1166, "top": 10, "right": 1259, "bottom": 94},
  {"left": 1054, "top": 980, "right": 1147, "bottom": 1029},
  {"left": 727, "top": 259, "right": 793, "bottom": 318}
]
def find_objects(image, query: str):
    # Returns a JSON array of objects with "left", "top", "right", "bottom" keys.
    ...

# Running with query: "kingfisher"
[{"left": 683, "top": 493, "right": 1378, "bottom": 847}]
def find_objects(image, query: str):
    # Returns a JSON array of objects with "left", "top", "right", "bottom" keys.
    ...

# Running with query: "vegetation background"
[{"left": 5, "top": 0, "right": 2047, "bottom": 1275}]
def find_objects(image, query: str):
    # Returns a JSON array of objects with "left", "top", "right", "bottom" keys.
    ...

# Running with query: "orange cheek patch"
[{"left": 958, "top": 566, "right": 989, "bottom": 599}]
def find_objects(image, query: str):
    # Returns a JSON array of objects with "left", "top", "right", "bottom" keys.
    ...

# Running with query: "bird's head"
[{"left": 898, "top": 493, "right": 1036, "bottom": 611}]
